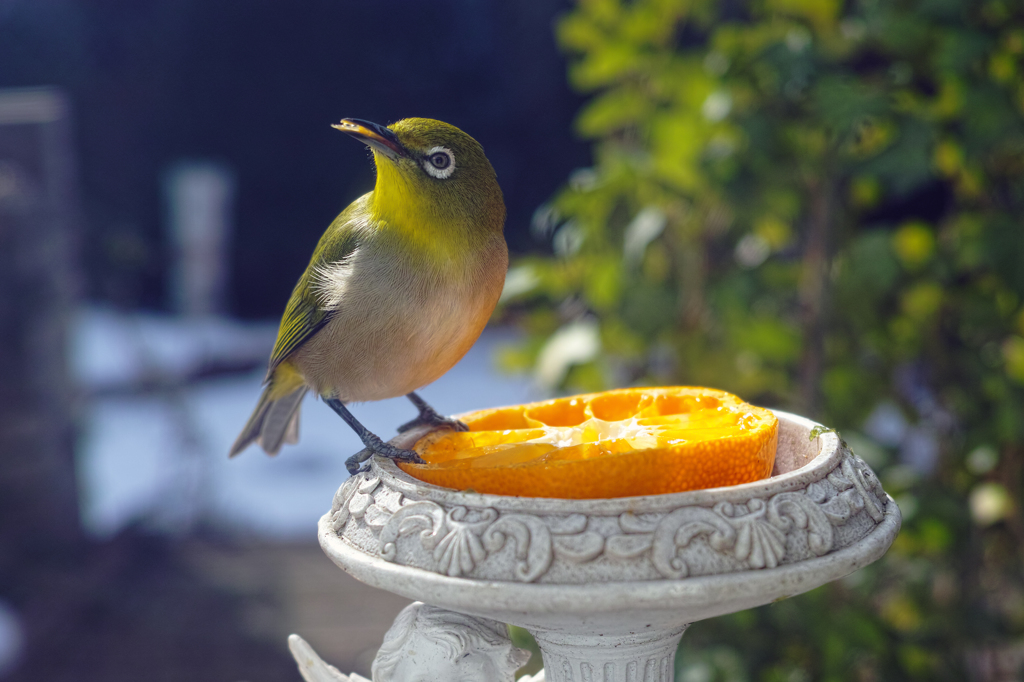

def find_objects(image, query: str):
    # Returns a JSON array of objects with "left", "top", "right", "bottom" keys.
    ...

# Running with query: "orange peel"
[{"left": 398, "top": 387, "right": 778, "bottom": 499}]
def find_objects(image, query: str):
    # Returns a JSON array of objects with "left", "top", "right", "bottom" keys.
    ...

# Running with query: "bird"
[{"left": 230, "top": 118, "right": 507, "bottom": 473}]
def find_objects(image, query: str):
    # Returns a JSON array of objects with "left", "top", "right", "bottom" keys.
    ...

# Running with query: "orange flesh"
[{"left": 398, "top": 387, "right": 778, "bottom": 499}]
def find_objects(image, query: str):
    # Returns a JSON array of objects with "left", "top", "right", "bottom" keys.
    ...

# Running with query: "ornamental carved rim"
[{"left": 325, "top": 412, "right": 894, "bottom": 585}]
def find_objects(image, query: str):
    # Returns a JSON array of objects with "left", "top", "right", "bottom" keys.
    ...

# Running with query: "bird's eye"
[
  {"left": 429, "top": 152, "right": 450, "bottom": 169},
  {"left": 422, "top": 146, "right": 456, "bottom": 179}
]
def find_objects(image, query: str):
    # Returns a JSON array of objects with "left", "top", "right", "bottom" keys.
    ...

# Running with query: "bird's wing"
[
  {"left": 266, "top": 276, "right": 333, "bottom": 375},
  {"left": 266, "top": 207, "right": 364, "bottom": 376}
]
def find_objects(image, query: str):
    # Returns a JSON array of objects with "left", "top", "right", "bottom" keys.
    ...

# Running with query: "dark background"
[{"left": 0, "top": 0, "right": 588, "bottom": 314}]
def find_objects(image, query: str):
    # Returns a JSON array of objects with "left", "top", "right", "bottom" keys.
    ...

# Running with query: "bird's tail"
[{"left": 230, "top": 368, "right": 308, "bottom": 457}]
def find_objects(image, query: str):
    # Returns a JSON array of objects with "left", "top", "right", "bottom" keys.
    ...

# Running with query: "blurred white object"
[
  {"left": 72, "top": 306, "right": 277, "bottom": 391},
  {"left": 500, "top": 264, "right": 540, "bottom": 303},
  {"left": 970, "top": 483, "right": 1013, "bottom": 527},
  {"left": 622, "top": 207, "right": 666, "bottom": 267},
  {"left": 734, "top": 233, "right": 770, "bottom": 268},
  {"left": 534, "top": 320, "right": 600, "bottom": 390},
  {"left": 0, "top": 600, "right": 23, "bottom": 677},
  {"left": 165, "top": 161, "right": 235, "bottom": 316},
  {"left": 701, "top": 90, "right": 732, "bottom": 121}
]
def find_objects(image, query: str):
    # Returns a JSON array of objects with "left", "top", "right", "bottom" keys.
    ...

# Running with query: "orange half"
[{"left": 398, "top": 387, "right": 778, "bottom": 499}]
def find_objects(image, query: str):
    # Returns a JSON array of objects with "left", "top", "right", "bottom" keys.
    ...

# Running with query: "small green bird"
[{"left": 230, "top": 118, "right": 507, "bottom": 472}]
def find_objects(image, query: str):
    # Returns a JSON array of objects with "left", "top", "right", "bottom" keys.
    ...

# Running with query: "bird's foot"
[
  {"left": 345, "top": 432, "right": 424, "bottom": 475},
  {"left": 396, "top": 412, "right": 469, "bottom": 434},
  {"left": 399, "top": 392, "right": 469, "bottom": 433},
  {"left": 326, "top": 397, "right": 426, "bottom": 475}
]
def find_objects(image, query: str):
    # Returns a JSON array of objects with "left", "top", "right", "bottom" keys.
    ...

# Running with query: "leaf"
[
  {"left": 765, "top": 0, "right": 840, "bottom": 34},
  {"left": 1003, "top": 336, "right": 1024, "bottom": 385},
  {"left": 576, "top": 87, "right": 650, "bottom": 136},
  {"left": 892, "top": 221, "right": 936, "bottom": 271},
  {"left": 858, "top": 119, "right": 935, "bottom": 196},
  {"left": 813, "top": 76, "right": 886, "bottom": 134},
  {"left": 570, "top": 42, "right": 643, "bottom": 91}
]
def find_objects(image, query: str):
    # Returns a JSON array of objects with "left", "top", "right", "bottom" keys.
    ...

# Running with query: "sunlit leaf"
[
  {"left": 1003, "top": 336, "right": 1024, "bottom": 384},
  {"left": 576, "top": 87, "right": 650, "bottom": 136},
  {"left": 892, "top": 222, "right": 936, "bottom": 271},
  {"left": 766, "top": 0, "right": 840, "bottom": 33}
]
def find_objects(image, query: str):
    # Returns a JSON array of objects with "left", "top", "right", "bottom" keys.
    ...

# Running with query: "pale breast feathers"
[{"left": 312, "top": 252, "right": 359, "bottom": 311}]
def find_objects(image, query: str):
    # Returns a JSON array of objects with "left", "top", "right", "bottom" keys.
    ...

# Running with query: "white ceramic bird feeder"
[{"left": 290, "top": 410, "right": 900, "bottom": 682}]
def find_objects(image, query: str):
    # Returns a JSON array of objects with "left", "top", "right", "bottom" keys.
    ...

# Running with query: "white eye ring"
[{"left": 422, "top": 146, "right": 456, "bottom": 179}]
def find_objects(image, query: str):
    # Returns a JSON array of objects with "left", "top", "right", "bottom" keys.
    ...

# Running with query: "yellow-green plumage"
[{"left": 230, "top": 118, "right": 507, "bottom": 458}]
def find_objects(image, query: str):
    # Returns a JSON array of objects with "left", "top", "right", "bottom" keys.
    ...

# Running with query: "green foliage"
[{"left": 505, "top": 0, "right": 1024, "bottom": 678}]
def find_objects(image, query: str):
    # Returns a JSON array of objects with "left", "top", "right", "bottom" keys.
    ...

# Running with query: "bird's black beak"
[{"left": 332, "top": 118, "right": 407, "bottom": 160}]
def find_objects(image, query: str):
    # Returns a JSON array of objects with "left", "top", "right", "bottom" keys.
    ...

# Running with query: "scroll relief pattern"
[{"left": 329, "top": 448, "right": 888, "bottom": 583}]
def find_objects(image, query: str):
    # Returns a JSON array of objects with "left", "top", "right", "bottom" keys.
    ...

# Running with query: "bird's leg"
[
  {"left": 397, "top": 391, "right": 469, "bottom": 433},
  {"left": 325, "top": 398, "right": 425, "bottom": 474}
]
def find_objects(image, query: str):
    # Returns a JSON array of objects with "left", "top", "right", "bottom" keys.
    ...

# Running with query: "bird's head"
[{"left": 333, "top": 117, "right": 505, "bottom": 239}]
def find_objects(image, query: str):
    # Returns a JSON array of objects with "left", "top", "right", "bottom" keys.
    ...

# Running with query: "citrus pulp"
[{"left": 398, "top": 386, "right": 778, "bottom": 499}]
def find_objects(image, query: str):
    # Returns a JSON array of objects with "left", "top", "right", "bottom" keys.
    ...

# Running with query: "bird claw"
[
  {"left": 345, "top": 438, "right": 425, "bottom": 476},
  {"left": 345, "top": 449, "right": 372, "bottom": 475}
]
